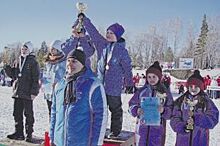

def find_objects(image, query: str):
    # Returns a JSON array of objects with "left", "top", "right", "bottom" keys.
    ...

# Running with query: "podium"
[{"left": 103, "top": 129, "right": 135, "bottom": 146}]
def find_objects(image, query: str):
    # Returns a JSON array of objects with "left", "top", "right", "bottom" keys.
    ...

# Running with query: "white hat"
[
  {"left": 50, "top": 40, "right": 62, "bottom": 51},
  {"left": 23, "top": 41, "right": 34, "bottom": 53}
]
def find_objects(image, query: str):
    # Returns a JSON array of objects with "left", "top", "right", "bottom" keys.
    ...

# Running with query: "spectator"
[
  {"left": 40, "top": 40, "right": 66, "bottom": 121},
  {"left": 162, "top": 73, "right": 171, "bottom": 89},
  {"left": 5, "top": 41, "right": 40, "bottom": 142},
  {"left": 178, "top": 84, "right": 185, "bottom": 94}
]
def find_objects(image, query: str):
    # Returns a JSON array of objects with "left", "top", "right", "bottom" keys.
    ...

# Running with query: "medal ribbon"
[
  {"left": 19, "top": 56, "right": 27, "bottom": 75},
  {"left": 105, "top": 43, "right": 114, "bottom": 68}
]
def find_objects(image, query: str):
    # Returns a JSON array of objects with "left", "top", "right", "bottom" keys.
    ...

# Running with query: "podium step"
[{"left": 103, "top": 129, "right": 135, "bottom": 146}]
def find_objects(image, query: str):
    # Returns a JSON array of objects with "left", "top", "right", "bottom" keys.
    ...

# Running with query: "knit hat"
[
  {"left": 67, "top": 48, "right": 86, "bottom": 66},
  {"left": 107, "top": 23, "right": 125, "bottom": 41},
  {"left": 146, "top": 61, "right": 163, "bottom": 80},
  {"left": 187, "top": 70, "right": 205, "bottom": 90},
  {"left": 23, "top": 41, "right": 34, "bottom": 53},
  {"left": 50, "top": 40, "right": 62, "bottom": 51}
]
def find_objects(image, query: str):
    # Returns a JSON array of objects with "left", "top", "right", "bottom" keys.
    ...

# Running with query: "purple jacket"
[
  {"left": 62, "top": 35, "right": 95, "bottom": 68},
  {"left": 170, "top": 91, "right": 219, "bottom": 146},
  {"left": 128, "top": 84, "right": 173, "bottom": 146},
  {"left": 83, "top": 17, "right": 133, "bottom": 96}
]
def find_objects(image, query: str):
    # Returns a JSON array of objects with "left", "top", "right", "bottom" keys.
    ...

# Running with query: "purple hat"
[{"left": 107, "top": 23, "right": 125, "bottom": 40}]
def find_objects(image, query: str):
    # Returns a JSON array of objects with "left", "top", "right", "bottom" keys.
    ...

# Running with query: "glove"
[
  {"left": 31, "top": 95, "right": 37, "bottom": 100},
  {"left": 77, "top": 13, "right": 85, "bottom": 19}
]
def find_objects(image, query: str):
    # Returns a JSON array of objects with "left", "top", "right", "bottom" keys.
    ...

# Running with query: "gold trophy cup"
[
  {"left": 185, "top": 99, "right": 198, "bottom": 132},
  {"left": 75, "top": 2, "right": 87, "bottom": 33}
]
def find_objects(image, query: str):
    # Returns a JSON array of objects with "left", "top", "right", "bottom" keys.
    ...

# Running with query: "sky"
[{"left": 0, "top": 0, "right": 220, "bottom": 51}]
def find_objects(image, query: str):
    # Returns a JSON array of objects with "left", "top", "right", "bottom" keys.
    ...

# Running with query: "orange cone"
[{"left": 44, "top": 131, "right": 50, "bottom": 146}]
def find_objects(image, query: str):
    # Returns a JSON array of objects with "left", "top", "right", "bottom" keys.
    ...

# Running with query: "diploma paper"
[{"left": 140, "top": 97, "right": 161, "bottom": 126}]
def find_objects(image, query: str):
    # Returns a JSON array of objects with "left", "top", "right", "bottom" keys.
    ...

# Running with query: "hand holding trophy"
[
  {"left": 185, "top": 99, "right": 198, "bottom": 132},
  {"left": 75, "top": 2, "right": 87, "bottom": 33}
]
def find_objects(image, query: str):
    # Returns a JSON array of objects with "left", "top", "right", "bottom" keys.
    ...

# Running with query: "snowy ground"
[{"left": 0, "top": 86, "right": 220, "bottom": 146}]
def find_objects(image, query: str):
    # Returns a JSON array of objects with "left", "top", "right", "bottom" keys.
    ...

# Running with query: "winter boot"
[
  {"left": 107, "top": 132, "right": 120, "bottom": 139},
  {"left": 7, "top": 132, "right": 25, "bottom": 140},
  {"left": 25, "top": 134, "right": 32, "bottom": 143}
]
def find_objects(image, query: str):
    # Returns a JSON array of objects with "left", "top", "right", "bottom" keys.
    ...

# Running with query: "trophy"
[
  {"left": 185, "top": 99, "right": 198, "bottom": 132},
  {"left": 75, "top": 2, "right": 87, "bottom": 33},
  {"left": 156, "top": 92, "right": 167, "bottom": 105}
]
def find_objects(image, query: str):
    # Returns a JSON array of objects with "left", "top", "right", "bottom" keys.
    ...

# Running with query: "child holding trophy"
[
  {"left": 128, "top": 61, "right": 173, "bottom": 146},
  {"left": 170, "top": 70, "right": 219, "bottom": 146},
  {"left": 79, "top": 11, "right": 133, "bottom": 138}
]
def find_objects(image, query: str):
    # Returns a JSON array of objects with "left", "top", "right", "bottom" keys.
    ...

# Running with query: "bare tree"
[{"left": 205, "top": 16, "right": 220, "bottom": 68}]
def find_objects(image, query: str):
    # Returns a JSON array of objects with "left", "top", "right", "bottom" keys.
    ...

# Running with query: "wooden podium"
[{"left": 103, "top": 129, "right": 135, "bottom": 146}]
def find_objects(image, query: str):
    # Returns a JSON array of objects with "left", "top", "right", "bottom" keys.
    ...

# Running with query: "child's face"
[
  {"left": 20, "top": 46, "right": 29, "bottom": 56},
  {"left": 106, "top": 30, "right": 117, "bottom": 42},
  {"left": 147, "top": 73, "right": 159, "bottom": 86},
  {"left": 188, "top": 85, "right": 201, "bottom": 96}
]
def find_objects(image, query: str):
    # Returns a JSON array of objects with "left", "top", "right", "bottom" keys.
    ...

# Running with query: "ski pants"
[
  {"left": 13, "top": 98, "right": 34, "bottom": 135},
  {"left": 107, "top": 95, "right": 123, "bottom": 136}
]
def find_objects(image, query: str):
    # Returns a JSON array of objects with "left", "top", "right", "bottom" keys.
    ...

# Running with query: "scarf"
[{"left": 64, "top": 67, "right": 86, "bottom": 104}]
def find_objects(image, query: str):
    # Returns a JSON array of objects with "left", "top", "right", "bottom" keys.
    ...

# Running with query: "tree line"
[{"left": 1, "top": 14, "right": 220, "bottom": 70}]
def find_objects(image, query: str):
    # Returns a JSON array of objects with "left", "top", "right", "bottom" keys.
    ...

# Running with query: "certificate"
[{"left": 140, "top": 97, "right": 161, "bottom": 126}]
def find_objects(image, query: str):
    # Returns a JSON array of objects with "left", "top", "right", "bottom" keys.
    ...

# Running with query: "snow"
[
  {"left": 199, "top": 69, "right": 220, "bottom": 78},
  {"left": 0, "top": 69, "right": 220, "bottom": 146}
]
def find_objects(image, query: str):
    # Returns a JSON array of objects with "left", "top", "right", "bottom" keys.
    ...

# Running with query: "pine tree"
[
  {"left": 36, "top": 41, "right": 48, "bottom": 68},
  {"left": 164, "top": 47, "right": 174, "bottom": 62},
  {"left": 137, "top": 51, "right": 144, "bottom": 69},
  {"left": 195, "top": 14, "right": 209, "bottom": 69}
]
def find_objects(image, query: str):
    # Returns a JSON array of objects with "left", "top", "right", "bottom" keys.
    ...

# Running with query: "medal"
[
  {"left": 105, "top": 65, "right": 109, "bottom": 70},
  {"left": 105, "top": 44, "right": 114, "bottom": 71},
  {"left": 18, "top": 73, "right": 22, "bottom": 77},
  {"left": 19, "top": 56, "right": 27, "bottom": 78}
]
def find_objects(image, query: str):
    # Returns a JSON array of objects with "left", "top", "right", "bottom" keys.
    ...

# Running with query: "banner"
[{"left": 179, "top": 58, "right": 194, "bottom": 69}]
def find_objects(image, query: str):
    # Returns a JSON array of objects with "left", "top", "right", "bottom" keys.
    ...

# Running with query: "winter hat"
[
  {"left": 107, "top": 23, "right": 125, "bottom": 40},
  {"left": 50, "top": 40, "right": 62, "bottom": 51},
  {"left": 23, "top": 41, "right": 34, "bottom": 53},
  {"left": 67, "top": 48, "right": 86, "bottom": 66},
  {"left": 146, "top": 61, "right": 163, "bottom": 80},
  {"left": 187, "top": 70, "right": 205, "bottom": 90}
]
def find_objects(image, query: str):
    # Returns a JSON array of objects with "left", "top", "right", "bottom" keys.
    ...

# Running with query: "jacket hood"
[
  {"left": 27, "top": 53, "right": 36, "bottom": 58},
  {"left": 117, "top": 37, "right": 125, "bottom": 48}
]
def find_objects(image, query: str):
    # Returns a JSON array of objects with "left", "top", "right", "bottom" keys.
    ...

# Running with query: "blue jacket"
[
  {"left": 49, "top": 78, "right": 66, "bottom": 146},
  {"left": 41, "top": 52, "right": 66, "bottom": 100},
  {"left": 50, "top": 68, "right": 107, "bottom": 146},
  {"left": 83, "top": 17, "right": 133, "bottom": 96}
]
